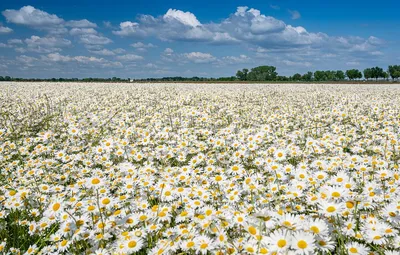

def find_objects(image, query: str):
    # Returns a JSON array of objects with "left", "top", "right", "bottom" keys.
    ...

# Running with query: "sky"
[{"left": 0, "top": 0, "right": 399, "bottom": 78}]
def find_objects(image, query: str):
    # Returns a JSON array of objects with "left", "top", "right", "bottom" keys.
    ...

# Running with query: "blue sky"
[{"left": 0, "top": 0, "right": 399, "bottom": 78}]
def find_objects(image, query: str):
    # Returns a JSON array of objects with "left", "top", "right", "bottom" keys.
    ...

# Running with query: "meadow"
[{"left": 1, "top": 82, "right": 400, "bottom": 255}]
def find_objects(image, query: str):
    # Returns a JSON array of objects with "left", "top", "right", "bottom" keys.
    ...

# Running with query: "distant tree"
[
  {"left": 364, "top": 68, "right": 372, "bottom": 80},
  {"left": 236, "top": 68, "right": 249, "bottom": 81},
  {"left": 0, "top": 76, "right": 4, "bottom": 81},
  {"left": 276, "top": 75, "right": 289, "bottom": 81},
  {"left": 395, "top": 71, "right": 400, "bottom": 80},
  {"left": 242, "top": 68, "right": 248, "bottom": 80},
  {"left": 335, "top": 70, "right": 345, "bottom": 80},
  {"left": 370, "top": 67, "right": 385, "bottom": 80},
  {"left": 383, "top": 71, "right": 389, "bottom": 81},
  {"left": 314, "top": 71, "right": 327, "bottom": 81},
  {"left": 346, "top": 69, "right": 362, "bottom": 80},
  {"left": 292, "top": 73, "right": 302, "bottom": 81},
  {"left": 247, "top": 66, "right": 277, "bottom": 81},
  {"left": 302, "top": 72, "right": 313, "bottom": 81},
  {"left": 388, "top": 65, "right": 400, "bottom": 80},
  {"left": 4, "top": 76, "right": 11, "bottom": 81}
]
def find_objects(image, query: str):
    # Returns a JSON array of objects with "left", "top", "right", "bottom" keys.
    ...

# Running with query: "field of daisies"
[{"left": 1, "top": 82, "right": 400, "bottom": 255}]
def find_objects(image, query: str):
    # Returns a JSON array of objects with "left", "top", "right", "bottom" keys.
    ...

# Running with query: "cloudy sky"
[{"left": 0, "top": 0, "right": 399, "bottom": 78}]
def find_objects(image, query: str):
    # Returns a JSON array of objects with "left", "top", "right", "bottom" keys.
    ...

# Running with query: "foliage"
[
  {"left": 247, "top": 66, "right": 278, "bottom": 81},
  {"left": 345, "top": 69, "right": 363, "bottom": 80}
]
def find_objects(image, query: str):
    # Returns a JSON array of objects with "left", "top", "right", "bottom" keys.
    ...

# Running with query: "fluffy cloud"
[
  {"left": 78, "top": 34, "right": 112, "bottom": 45},
  {"left": 2, "top": 6, "right": 63, "bottom": 27},
  {"left": 0, "top": 25, "right": 13, "bottom": 34},
  {"left": 131, "top": 42, "right": 156, "bottom": 52},
  {"left": 222, "top": 54, "right": 251, "bottom": 64},
  {"left": 16, "top": 55, "right": 39, "bottom": 66},
  {"left": 111, "top": 6, "right": 383, "bottom": 55},
  {"left": 69, "top": 28, "right": 98, "bottom": 36},
  {"left": 8, "top": 39, "right": 23, "bottom": 44},
  {"left": 88, "top": 49, "right": 116, "bottom": 56},
  {"left": 131, "top": 42, "right": 155, "bottom": 48},
  {"left": 66, "top": 19, "right": 97, "bottom": 28},
  {"left": 113, "top": 9, "right": 232, "bottom": 43},
  {"left": 163, "top": 9, "right": 201, "bottom": 27},
  {"left": 183, "top": 52, "right": 216, "bottom": 63},
  {"left": 112, "top": 6, "right": 322, "bottom": 48},
  {"left": 112, "top": 48, "right": 126, "bottom": 54},
  {"left": 24, "top": 35, "right": 71, "bottom": 53},
  {"left": 116, "top": 54, "right": 144, "bottom": 61},
  {"left": 164, "top": 48, "right": 174, "bottom": 55},
  {"left": 41, "top": 53, "right": 123, "bottom": 68},
  {"left": 0, "top": 43, "right": 12, "bottom": 48},
  {"left": 2, "top": 6, "right": 96, "bottom": 35}
]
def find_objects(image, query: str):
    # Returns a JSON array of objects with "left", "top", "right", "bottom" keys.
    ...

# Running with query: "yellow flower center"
[
  {"left": 297, "top": 240, "right": 307, "bottom": 249},
  {"left": 128, "top": 240, "right": 137, "bottom": 248},
  {"left": 349, "top": 247, "right": 358, "bottom": 253},
  {"left": 277, "top": 239, "right": 286, "bottom": 248},
  {"left": 327, "top": 206, "right": 336, "bottom": 213}
]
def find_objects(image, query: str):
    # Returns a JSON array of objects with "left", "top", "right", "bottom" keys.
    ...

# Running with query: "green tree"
[
  {"left": 292, "top": 73, "right": 302, "bottom": 81},
  {"left": 236, "top": 68, "right": 249, "bottom": 81},
  {"left": 302, "top": 72, "right": 313, "bottom": 81},
  {"left": 314, "top": 71, "right": 327, "bottom": 81},
  {"left": 388, "top": 65, "right": 400, "bottom": 80},
  {"left": 346, "top": 69, "right": 362, "bottom": 80},
  {"left": 335, "top": 70, "right": 345, "bottom": 80},
  {"left": 247, "top": 66, "right": 278, "bottom": 81},
  {"left": 364, "top": 68, "right": 372, "bottom": 80}
]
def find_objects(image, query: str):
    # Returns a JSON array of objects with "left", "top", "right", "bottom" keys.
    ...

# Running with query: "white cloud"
[
  {"left": 113, "top": 9, "right": 220, "bottom": 42},
  {"left": 163, "top": 9, "right": 201, "bottom": 27},
  {"left": 183, "top": 52, "right": 216, "bottom": 63},
  {"left": 145, "top": 63, "right": 158, "bottom": 68},
  {"left": 69, "top": 28, "right": 98, "bottom": 36},
  {"left": 78, "top": 34, "right": 112, "bottom": 45},
  {"left": 8, "top": 39, "right": 23, "bottom": 44},
  {"left": 112, "top": 48, "right": 126, "bottom": 54},
  {"left": 45, "top": 52, "right": 73, "bottom": 62},
  {"left": 89, "top": 48, "right": 116, "bottom": 56},
  {"left": 131, "top": 42, "right": 155, "bottom": 48},
  {"left": 0, "top": 43, "right": 12, "bottom": 48},
  {"left": 131, "top": 42, "right": 156, "bottom": 51},
  {"left": 116, "top": 54, "right": 144, "bottom": 61},
  {"left": 110, "top": 6, "right": 383, "bottom": 55},
  {"left": 41, "top": 52, "right": 123, "bottom": 68},
  {"left": 112, "top": 6, "right": 323, "bottom": 47},
  {"left": 16, "top": 55, "right": 39, "bottom": 66},
  {"left": 164, "top": 48, "right": 174, "bottom": 55},
  {"left": 222, "top": 54, "right": 251, "bottom": 64},
  {"left": 2, "top": 6, "right": 63, "bottom": 27},
  {"left": 24, "top": 35, "right": 71, "bottom": 53},
  {"left": 2, "top": 6, "right": 97, "bottom": 36},
  {"left": 0, "top": 25, "right": 13, "bottom": 34},
  {"left": 282, "top": 60, "right": 312, "bottom": 67},
  {"left": 66, "top": 19, "right": 97, "bottom": 28},
  {"left": 288, "top": 10, "right": 301, "bottom": 20}
]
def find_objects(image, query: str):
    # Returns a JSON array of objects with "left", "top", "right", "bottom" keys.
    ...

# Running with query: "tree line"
[
  {"left": 1, "top": 65, "right": 399, "bottom": 82},
  {"left": 235, "top": 65, "right": 400, "bottom": 81}
]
